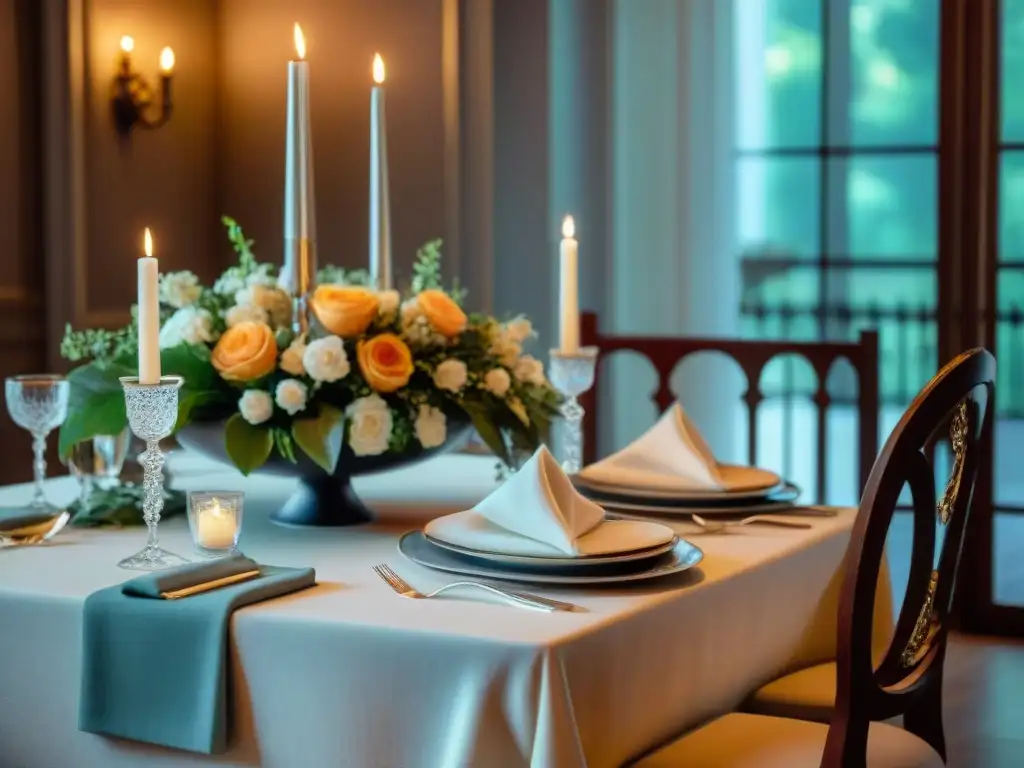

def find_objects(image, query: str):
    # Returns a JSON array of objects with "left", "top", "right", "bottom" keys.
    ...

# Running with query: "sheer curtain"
[{"left": 605, "top": 0, "right": 742, "bottom": 459}]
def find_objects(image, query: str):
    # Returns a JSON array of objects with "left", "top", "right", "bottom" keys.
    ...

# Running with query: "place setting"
[
  {"left": 570, "top": 403, "right": 835, "bottom": 532},
  {"left": 386, "top": 445, "right": 704, "bottom": 606}
]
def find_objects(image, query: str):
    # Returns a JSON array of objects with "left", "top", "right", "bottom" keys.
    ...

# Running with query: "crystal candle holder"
[
  {"left": 118, "top": 376, "right": 189, "bottom": 571},
  {"left": 548, "top": 346, "right": 599, "bottom": 475},
  {"left": 187, "top": 491, "right": 244, "bottom": 557}
]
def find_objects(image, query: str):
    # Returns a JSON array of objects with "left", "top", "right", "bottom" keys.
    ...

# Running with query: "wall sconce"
[{"left": 111, "top": 35, "right": 174, "bottom": 138}]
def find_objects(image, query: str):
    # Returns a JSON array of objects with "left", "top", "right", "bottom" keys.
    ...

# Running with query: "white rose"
[
  {"left": 484, "top": 368, "right": 511, "bottom": 397},
  {"left": 504, "top": 316, "right": 534, "bottom": 344},
  {"left": 433, "top": 359, "right": 468, "bottom": 393},
  {"left": 280, "top": 336, "right": 307, "bottom": 376},
  {"left": 238, "top": 389, "right": 273, "bottom": 425},
  {"left": 513, "top": 355, "right": 546, "bottom": 386},
  {"left": 213, "top": 270, "right": 246, "bottom": 296},
  {"left": 159, "top": 306, "right": 215, "bottom": 348},
  {"left": 225, "top": 303, "right": 269, "bottom": 328},
  {"left": 246, "top": 263, "right": 277, "bottom": 288},
  {"left": 303, "top": 336, "right": 350, "bottom": 383},
  {"left": 236, "top": 284, "right": 292, "bottom": 328},
  {"left": 346, "top": 394, "right": 393, "bottom": 456},
  {"left": 274, "top": 378, "right": 308, "bottom": 415},
  {"left": 377, "top": 289, "right": 401, "bottom": 322},
  {"left": 414, "top": 405, "right": 447, "bottom": 449},
  {"left": 159, "top": 271, "right": 202, "bottom": 309},
  {"left": 489, "top": 329, "right": 521, "bottom": 368}
]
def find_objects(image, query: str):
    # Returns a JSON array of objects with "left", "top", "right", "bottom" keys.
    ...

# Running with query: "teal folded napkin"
[{"left": 79, "top": 558, "right": 316, "bottom": 754}]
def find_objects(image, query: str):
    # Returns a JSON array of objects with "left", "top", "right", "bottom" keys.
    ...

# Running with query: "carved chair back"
[{"left": 822, "top": 348, "right": 996, "bottom": 766}]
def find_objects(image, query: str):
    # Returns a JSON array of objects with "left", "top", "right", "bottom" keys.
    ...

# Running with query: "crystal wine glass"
[
  {"left": 5, "top": 375, "right": 71, "bottom": 513},
  {"left": 548, "top": 347, "right": 598, "bottom": 475}
]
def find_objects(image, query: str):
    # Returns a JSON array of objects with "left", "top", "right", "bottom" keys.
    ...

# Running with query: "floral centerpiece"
[{"left": 59, "top": 217, "right": 559, "bottom": 525}]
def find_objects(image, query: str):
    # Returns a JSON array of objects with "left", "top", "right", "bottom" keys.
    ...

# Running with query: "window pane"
[
  {"left": 741, "top": 265, "right": 822, "bottom": 341},
  {"left": 735, "top": 0, "right": 822, "bottom": 150},
  {"left": 1000, "top": 152, "right": 1024, "bottom": 262},
  {"left": 737, "top": 157, "right": 819, "bottom": 260},
  {"left": 848, "top": 0, "right": 938, "bottom": 146},
  {"left": 1002, "top": 0, "right": 1024, "bottom": 142},
  {"left": 824, "top": 267, "right": 936, "bottom": 405},
  {"left": 830, "top": 155, "right": 936, "bottom": 258},
  {"left": 994, "top": 270, "right": 1024, "bottom": 509}
]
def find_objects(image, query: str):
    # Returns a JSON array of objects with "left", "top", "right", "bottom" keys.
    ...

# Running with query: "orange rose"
[
  {"left": 416, "top": 289, "right": 467, "bottom": 338},
  {"left": 211, "top": 321, "right": 278, "bottom": 382},
  {"left": 357, "top": 333, "right": 414, "bottom": 393},
  {"left": 312, "top": 286, "right": 381, "bottom": 338}
]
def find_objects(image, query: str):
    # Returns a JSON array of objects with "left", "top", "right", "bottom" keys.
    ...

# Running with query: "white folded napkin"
[
  {"left": 472, "top": 445, "right": 605, "bottom": 555},
  {"left": 579, "top": 404, "right": 725, "bottom": 492}
]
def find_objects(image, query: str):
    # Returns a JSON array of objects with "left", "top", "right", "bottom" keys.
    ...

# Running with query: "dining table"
[{"left": 0, "top": 450, "right": 893, "bottom": 768}]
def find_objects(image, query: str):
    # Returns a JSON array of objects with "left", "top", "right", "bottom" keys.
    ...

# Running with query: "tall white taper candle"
[
  {"left": 558, "top": 215, "right": 580, "bottom": 352},
  {"left": 369, "top": 53, "right": 392, "bottom": 290},
  {"left": 137, "top": 227, "right": 161, "bottom": 385},
  {"left": 281, "top": 23, "right": 317, "bottom": 332}
]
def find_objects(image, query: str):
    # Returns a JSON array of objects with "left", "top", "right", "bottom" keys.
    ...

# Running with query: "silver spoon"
[
  {"left": 691, "top": 513, "right": 812, "bottom": 534},
  {"left": 0, "top": 511, "right": 71, "bottom": 547}
]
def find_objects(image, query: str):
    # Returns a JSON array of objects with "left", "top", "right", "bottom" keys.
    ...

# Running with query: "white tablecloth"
[{"left": 0, "top": 453, "right": 891, "bottom": 768}]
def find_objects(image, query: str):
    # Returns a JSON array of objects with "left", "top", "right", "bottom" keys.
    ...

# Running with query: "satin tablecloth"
[{"left": 0, "top": 453, "right": 892, "bottom": 768}]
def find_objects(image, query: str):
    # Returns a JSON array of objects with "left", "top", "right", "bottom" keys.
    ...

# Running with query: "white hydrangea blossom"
[
  {"left": 159, "top": 271, "right": 202, "bottom": 309},
  {"left": 159, "top": 306, "right": 215, "bottom": 348},
  {"left": 225, "top": 303, "right": 269, "bottom": 328}
]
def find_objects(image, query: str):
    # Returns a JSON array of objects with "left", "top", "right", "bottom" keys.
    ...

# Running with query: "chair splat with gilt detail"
[{"left": 579, "top": 312, "right": 880, "bottom": 502}]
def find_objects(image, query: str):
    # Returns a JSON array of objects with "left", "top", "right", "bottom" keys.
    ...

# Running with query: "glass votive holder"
[{"left": 187, "top": 491, "right": 244, "bottom": 557}]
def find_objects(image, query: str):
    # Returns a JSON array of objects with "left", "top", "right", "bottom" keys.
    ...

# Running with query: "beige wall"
[
  {"left": 84, "top": 0, "right": 220, "bottom": 314},
  {"left": 217, "top": 0, "right": 447, "bottom": 283},
  {"left": 76, "top": 0, "right": 449, "bottom": 313}
]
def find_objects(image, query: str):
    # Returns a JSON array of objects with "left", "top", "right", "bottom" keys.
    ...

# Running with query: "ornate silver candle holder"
[
  {"left": 548, "top": 347, "right": 599, "bottom": 475},
  {"left": 118, "top": 376, "right": 189, "bottom": 570}
]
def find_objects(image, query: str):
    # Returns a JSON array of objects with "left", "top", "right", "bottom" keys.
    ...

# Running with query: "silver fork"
[
  {"left": 691, "top": 514, "right": 812, "bottom": 534},
  {"left": 373, "top": 564, "right": 575, "bottom": 612}
]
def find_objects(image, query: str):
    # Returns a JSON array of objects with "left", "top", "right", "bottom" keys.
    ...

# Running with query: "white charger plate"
[
  {"left": 589, "top": 484, "right": 802, "bottom": 517},
  {"left": 399, "top": 531, "right": 704, "bottom": 585}
]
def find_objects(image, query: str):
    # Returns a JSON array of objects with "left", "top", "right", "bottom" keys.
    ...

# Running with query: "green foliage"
[
  {"left": 271, "top": 428, "right": 298, "bottom": 463},
  {"left": 58, "top": 359, "right": 133, "bottom": 457},
  {"left": 221, "top": 215, "right": 257, "bottom": 272},
  {"left": 61, "top": 322, "right": 137, "bottom": 365},
  {"left": 71, "top": 485, "right": 186, "bottom": 528},
  {"left": 318, "top": 265, "right": 372, "bottom": 286},
  {"left": 224, "top": 414, "right": 274, "bottom": 475},
  {"left": 410, "top": 239, "right": 467, "bottom": 304},
  {"left": 292, "top": 404, "right": 345, "bottom": 472},
  {"left": 461, "top": 399, "right": 510, "bottom": 466}
]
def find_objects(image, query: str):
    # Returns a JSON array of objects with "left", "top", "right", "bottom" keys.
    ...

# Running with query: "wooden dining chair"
[
  {"left": 630, "top": 348, "right": 996, "bottom": 767},
  {"left": 579, "top": 312, "right": 880, "bottom": 502}
]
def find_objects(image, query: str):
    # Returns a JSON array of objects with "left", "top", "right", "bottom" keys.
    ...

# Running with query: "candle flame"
[
  {"left": 373, "top": 53, "right": 385, "bottom": 84},
  {"left": 159, "top": 47, "right": 175, "bottom": 73},
  {"left": 294, "top": 23, "right": 306, "bottom": 60},
  {"left": 120, "top": 35, "right": 135, "bottom": 54},
  {"left": 562, "top": 215, "right": 576, "bottom": 239},
  {"left": 143, "top": 228, "right": 153, "bottom": 258},
  {"left": 211, "top": 499, "right": 223, "bottom": 516}
]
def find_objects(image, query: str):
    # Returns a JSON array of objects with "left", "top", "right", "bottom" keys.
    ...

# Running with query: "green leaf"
[
  {"left": 224, "top": 413, "right": 273, "bottom": 475},
  {"left": 58, "top": 360, "right": 134, "bottom": 457},
  {"left": 292, "top": 404, "right": 345, "bottom": 473},
  {"left": 461, "top": 401, "right": 510, "bottom": 466},
  {"left": 59, "top": 391, "right": 127, "bottom": 458},
  {"left": 161, "top": 343, "right": 217, "bottom": 391}
]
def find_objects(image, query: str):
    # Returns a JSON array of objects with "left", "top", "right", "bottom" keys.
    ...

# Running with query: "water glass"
[
  {"left": 67, "top": 429, "right": 131, "bottom": 500},
  {"left": 187, "top": 491, "right": 244, "bottom": 557},
  {"left": 5, "top": 375, "right": 70, "bottom": 512}
]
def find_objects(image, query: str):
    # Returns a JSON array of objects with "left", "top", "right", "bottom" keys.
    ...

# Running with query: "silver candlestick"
[
  {"left": 118, "top": 376, "right": 189, "bottom": 570},
  {"left": 548, "top": 347, "right": 598, "bottom": 475}
]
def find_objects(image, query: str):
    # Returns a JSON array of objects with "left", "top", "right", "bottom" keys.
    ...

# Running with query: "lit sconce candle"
[
  {"left": 137, "top": 228, "right": 161, "bottom": 385},
  {"left": 159, "top": 46, "right": 175, "bottom": 75},
  {"left": 558, "top": 215, "right": 580, "bottom": 353},
  {"left": 281, "top": 22, "right": 317, "bottom": 332},
  {"left": 111, "top": 35, "right": 174, "bottom": 137},
  {"left": 369, "top": 53, "right": 392, "bottom": 290}
]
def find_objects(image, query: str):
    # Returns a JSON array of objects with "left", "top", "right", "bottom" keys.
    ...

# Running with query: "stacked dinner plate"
[
  {"left": 571, "top": 404, "right": 801, "bottom": 519},
  {"left": 573, "top": 465, "right": 801, "bottom": 519},
  {"left": 398, "top": 447, "right": 705, "bottom": 586}
]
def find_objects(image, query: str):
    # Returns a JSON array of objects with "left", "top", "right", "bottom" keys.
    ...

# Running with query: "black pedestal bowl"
[{"left": 176, "top": 417, "right": 474, "bottom": 527}]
